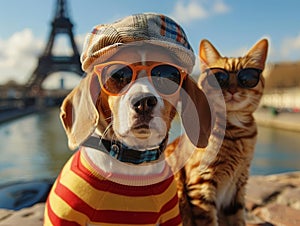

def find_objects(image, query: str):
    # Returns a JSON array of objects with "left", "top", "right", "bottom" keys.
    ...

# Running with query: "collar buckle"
[{"left": 110, "top": 144, "right": 120, "bottom": 158}]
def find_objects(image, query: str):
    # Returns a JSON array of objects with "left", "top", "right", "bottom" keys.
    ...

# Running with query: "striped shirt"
[{"left": 44, "top": 149, "right": 182, "bottom": 226}]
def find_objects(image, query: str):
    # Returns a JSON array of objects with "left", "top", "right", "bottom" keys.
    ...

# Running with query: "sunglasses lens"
[
  {"left": 151, "top": 65, "right": 181, "bottom": 95},
  {"left": 101, "top": 64, "right": 133, "bottom": 94},
  {"left": 238, "top": 68, "right": 260, "bottom": 88},
  {"left": 207, "top": 69, "right": 229, "bottom": 88}
]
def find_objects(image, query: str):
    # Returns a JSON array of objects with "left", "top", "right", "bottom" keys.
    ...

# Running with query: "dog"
[{"left": 44, "top": 13, "right": 211, "bottom": 226}]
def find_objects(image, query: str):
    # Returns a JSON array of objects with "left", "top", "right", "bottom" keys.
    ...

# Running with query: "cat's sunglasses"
[
  {"left": 94, "top": 61, "right": 187, "bottom": 96},
  {"left": 205, "top": 68, "right": 262, "bottom": 89}
]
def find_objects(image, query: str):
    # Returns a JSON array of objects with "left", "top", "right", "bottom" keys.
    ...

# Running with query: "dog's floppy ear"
[
  {"left": 60, "top": 73, "right": 100, "bottom": 150},
  {"left": 180, "top": 76, "right": 211, "bottom": 148}
]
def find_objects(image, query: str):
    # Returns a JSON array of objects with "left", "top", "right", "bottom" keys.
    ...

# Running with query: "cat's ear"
[
  {"left": 199, "top": 39, "right": 222, "bottom": 68},
  {"left": 245, "top": 38, "right": 269, "bottom": 69}
]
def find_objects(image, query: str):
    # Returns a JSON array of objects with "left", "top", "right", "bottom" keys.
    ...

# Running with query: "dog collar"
[{"left": 82, "top": 136, "right": 168, "bottom": 164}]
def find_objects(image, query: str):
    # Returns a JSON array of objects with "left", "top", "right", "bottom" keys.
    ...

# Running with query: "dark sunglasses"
[
  {"left": 94, "top": 61, "right": 187, "bottom": 96},
  {"left": 205, "top": 68, "right": 262, "bottom": 89}
]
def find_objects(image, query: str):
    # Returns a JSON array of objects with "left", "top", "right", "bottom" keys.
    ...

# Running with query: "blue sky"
[{"left": 0, "top": 0, "right": 300, "bottom": 87}]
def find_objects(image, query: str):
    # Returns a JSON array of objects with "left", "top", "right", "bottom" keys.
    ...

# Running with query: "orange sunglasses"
[{"left": 94, "top": 61, "right": 188, "bottom": 96}]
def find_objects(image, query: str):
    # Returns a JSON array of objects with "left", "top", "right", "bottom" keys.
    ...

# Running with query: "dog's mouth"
[
  {"left": 132, "top": 123, "right": 151, "bottom": 138},
  {"left": 133, "top": 123, "right": 150, "bottom": 130},
  {"left": 113, "top": 113, "right": 168, "bottom": 149}
]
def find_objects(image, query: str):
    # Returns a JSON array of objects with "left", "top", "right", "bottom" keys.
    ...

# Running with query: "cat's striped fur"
[{"left": 166, "top": 39, "right": 269, "bottom": 226}]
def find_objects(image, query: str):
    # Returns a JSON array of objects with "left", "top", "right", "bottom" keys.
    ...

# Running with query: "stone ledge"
[
  {"left": 253, "top": 204, "right": 300, "bottom": 226},
  {"left": 246, "top": 171, "right": 300, "bottom": 226},
  {"left": 1, "top": 172, "right": 299, "bottom": 225},
  {"left": 0, "top": 203, "right": 44, "bottom": 226}
]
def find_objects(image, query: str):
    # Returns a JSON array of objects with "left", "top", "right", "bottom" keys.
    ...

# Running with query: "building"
[{"left": 262, "top": 61, "right": 300, "bottom": 110}]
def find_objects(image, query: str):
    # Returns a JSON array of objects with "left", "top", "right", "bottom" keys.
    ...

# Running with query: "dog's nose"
[{"left": 131, "top": 95, "right": 158, "bottom": 114}]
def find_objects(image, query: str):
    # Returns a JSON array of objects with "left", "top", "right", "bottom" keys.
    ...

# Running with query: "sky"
[{"left": 1, "top": 0, "right": 300, "bottom": 88}]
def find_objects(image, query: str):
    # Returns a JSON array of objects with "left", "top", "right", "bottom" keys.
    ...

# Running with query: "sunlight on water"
[
  {"left": 252, "top": 126, "right": 300, "bottom": 175},
  {"left": 0, "top": 108, "right": 72, "bottom": 184},
  {"left": 0, "top": 108, "right": 300, "bottom": 184}
]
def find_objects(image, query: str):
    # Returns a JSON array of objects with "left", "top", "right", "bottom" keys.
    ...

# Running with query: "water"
[
  {"left": 251, "top": 126, "right": 300, "bottom": 175},
  {"left": 0, "top": 108, "right": 300, "bottom": 184},
  {"left": 0, "top": 108, "right": 72, "bottom": 185}
]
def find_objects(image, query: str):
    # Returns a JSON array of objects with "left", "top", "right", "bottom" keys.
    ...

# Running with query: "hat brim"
[{"left": 81, "top": 40, "right": 195, "bottom": 74}]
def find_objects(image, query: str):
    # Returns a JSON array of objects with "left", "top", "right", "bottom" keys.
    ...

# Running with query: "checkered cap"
[{"left": 81, "top": 13, "right": 195, "bottom": 73}]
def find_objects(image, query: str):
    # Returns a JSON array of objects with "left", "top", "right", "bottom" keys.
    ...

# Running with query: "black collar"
[{"left": 81, "top": 136, "right": 168, "bottom": 164}]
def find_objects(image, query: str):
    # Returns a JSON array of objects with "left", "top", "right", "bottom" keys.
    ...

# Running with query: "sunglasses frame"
[
  {"left": 94, "top": 61, "right": 188, "bottom": 96},
  {"left": 205, "top": 67, "right": 262, "bottom": 89}
]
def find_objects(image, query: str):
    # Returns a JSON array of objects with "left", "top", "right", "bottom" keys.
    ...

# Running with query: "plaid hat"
[{"left": 81, "top": 13, "right": 195, "bottom": 73}]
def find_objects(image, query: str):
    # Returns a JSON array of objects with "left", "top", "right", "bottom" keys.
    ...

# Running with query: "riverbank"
[
  {"left": 0, "top": 107, "right": 38, "bottom": 124},
  {"left": 0, "top": 172, "right": 299, "bottom": 225},
  {"left": 254, "top": 108, "right": 300, "bottom": 133}
]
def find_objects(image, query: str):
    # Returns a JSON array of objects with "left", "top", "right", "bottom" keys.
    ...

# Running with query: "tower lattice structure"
[{"left": 25, "top": 0, "right": 83, "bottom": 94}]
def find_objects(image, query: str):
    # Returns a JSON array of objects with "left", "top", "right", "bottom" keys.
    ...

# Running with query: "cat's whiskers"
[{"left": 239, "top": 93, "right": 261, "bottom": 106}]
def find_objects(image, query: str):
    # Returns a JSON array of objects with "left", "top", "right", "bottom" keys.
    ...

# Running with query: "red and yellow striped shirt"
[{"left": 44, "top": 149, "right": 182, "bottom": 226}]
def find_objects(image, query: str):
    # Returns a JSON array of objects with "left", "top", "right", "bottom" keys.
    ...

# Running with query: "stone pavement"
[
  {"left": 0, "top": 203, "right": 44, "bottom": 226},
  {"left": 0, "top": 172, "right": 300, "bottom": 226},
  {"left": 245, "top": 171, "right": 300, "bottom": 226}
]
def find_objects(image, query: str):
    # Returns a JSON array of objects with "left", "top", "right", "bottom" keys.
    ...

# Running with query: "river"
[{"left": 0, "top": 108, "right": 300, "bottom": 184}]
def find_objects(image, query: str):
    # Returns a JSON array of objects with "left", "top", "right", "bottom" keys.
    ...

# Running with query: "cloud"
[
  {"left": 0, "top": 29, "right": 85, "bottom": 85},
  {"left": 51, "top": 34, "right": 85, "bottom": 56},
  {"left": 212, "top": 0, "right": 230, "bottom": 14},
  {"left": 0, "top": 29, "right": 44, "bottom": 83},
  {"left": 170, "top": 0, "right": 230, "bottom": 24},
  {"left": 280, "top": 34, "right": 300, "bottom": 60},
  {"left": 171, "top": 1, "right": 208, "bottom": 24}
]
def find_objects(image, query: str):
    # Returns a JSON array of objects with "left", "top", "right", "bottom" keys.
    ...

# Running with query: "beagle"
[{"left": 44, "top": 44, "right": 211, "bottom": 226}]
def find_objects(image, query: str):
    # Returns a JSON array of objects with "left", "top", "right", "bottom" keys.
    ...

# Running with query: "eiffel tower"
[{"left": 25, "top": 0, "right": 83, "bottom": 94}]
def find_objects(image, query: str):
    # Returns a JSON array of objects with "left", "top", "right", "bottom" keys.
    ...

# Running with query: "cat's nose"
[{"left": 228, "top": 87, "right": 237, "bottom": 94}]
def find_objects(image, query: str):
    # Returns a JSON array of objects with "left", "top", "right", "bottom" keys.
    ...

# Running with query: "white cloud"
[
  {"left": 0, "top": 29, "right": 44, "bottom": 84},
  {"left": 51, "top": 33, "right": 85, "bottom": 56},
  {"left": 171, "top": 0, "right": 208, "bottom": 24},
  {"left": 0, "top": 29, "right": 85, "bottom": 85},
  {"left": 213, "top": 0, "right": 230, "bottom": 14},
  {"left": 75, "top": 34, "right": 86, "bottom": 53},
  {"left": 220, "top": 36, "right": 300, "bottom": 64},
  {"left": 280, "top": 34, "right": 300, "bottom": 60},
  {"left": 170, "top": 0, "right": 230, "bottom": 24}
]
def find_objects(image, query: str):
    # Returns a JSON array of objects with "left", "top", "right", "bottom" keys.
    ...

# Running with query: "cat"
[{"left": 165, "top": 38, "right": 269, "bottom": 226}]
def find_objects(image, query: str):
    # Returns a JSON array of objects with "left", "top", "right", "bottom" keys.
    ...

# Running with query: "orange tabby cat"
[{"left": 166, "top": 38, "right": 269, "bottom": 226}]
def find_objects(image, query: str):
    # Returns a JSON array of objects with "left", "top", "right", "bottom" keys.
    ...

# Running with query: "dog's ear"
[
  {"left": 180, "top": 76, "right": 211, "bottom": 148},
  {"left": 60, "top": 73, "right": 100, "bottom": 150}
]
